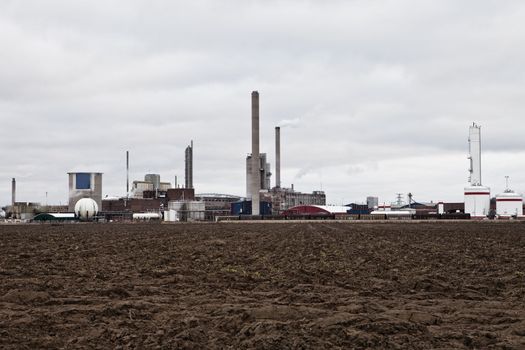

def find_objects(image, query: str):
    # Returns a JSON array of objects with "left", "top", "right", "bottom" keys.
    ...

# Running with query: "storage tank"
[
  {"left": 133, "top": 212, "right": 161, "bottom": 220},
  {"left": 74, "top": 198, "right": 99, "bottom": 221},
  {"left": 464, "top": 185, "right": 490, "bottom": 218},
  {"left": 145, "top": 174, "right": 161, "bottom": 191},
  {"left": 437, "top": 202, "right": 445, "bottom": 215},
  {"left": 496, "top": 191, "right": 523, "bottom": 218},
  {"left": 370, "top": 209, "right": 415, "bottom": 218}
]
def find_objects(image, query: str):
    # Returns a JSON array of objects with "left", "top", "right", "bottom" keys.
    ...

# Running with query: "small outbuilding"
[
  {"left": 496, "top": 191, "right": 523, "bottom": 218},
  {"left": 33, "top": 213, "right": 76, "bottom": 222}
]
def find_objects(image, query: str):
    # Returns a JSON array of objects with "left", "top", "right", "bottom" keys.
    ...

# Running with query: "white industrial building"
[
  {"left": 496, "top": 192, "right": 523, "bottom": 218},
  {"left": 68, "top": 172, "right": 102, "bottom": 212},
  {"left": 165, "top": 200, "right": 205, "bottom": 221},
  {"left": 131, "top": 174, "right": 171, "bottom": 198},
  {"left": 464, "top": 123, "right": 490, "bottom": 218},
  {"left": 495, "top": 178, "right": 523, "bottom": 218}
]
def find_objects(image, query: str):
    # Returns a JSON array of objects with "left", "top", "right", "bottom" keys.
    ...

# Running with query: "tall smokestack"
[
  {"left": 11, "top": 178, "right": 16, "bottom": 206},
  {"left": 126, "top": 151, "right": 129, "bottom": 197},
  {"left": 275, "top": 126, "right": 281, "bottom": 188},
  {"left": 185, "top": 140, "right": 193, "bottom": 189},
  {"left": 251, "top": 91, "right": 260, "bottom": 215}
]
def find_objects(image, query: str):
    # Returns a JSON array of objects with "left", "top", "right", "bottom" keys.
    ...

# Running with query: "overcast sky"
[{"left": 1, "top": 0, "right": 524, "bottom": 207}]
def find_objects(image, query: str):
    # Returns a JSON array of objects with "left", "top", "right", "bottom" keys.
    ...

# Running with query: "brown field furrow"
[{"left": 0, "top": 222, "right": 524, "bottom": 349}]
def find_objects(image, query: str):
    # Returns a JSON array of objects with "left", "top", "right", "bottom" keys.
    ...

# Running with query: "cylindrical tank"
[
  {"left": 145, "top": 174, "right": 161, "bottom": 191},
  {"left": 438, "top": 202, "right": 445, "bottom": 215},
  {"left": 464, "top": 185, "right": 490, "bottom": 218},
  {"left": 132, "top": 212, "right": 161, "bottom": 220},
  {"left": 496, "top": 191, "right": 523, "bottom": 217},
  {"left": 74, "top": 198, "right": 99, "bottom": 221}
]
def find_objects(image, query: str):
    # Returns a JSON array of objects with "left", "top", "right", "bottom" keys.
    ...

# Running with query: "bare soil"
[{"left": 1, "top": 222, "right": 524, "bottom": 349}]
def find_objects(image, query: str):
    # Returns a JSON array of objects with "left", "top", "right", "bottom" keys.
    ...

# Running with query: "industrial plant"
[{"left": 1, "top": 94, "right": 523, "bottom": 223}]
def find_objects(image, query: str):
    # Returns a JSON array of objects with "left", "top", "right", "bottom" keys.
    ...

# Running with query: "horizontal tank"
[
  {"left": 370, "top": 209, "right": 415, "bottom": 216},
  {"left": 132, "top": 213, "right": 161, "bottom": 220}
]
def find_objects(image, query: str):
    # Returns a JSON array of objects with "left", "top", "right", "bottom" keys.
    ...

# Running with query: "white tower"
[
  {"left": 464, "top": 123, "right": 490, "bottom": 218},
  {"left": 468, "top": 123, "right": 482, "bottom": 185}
]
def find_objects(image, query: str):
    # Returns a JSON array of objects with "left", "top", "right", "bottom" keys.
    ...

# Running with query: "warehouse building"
[
  {"left": 196, "top": 193, "right": 241, "bottom": 221},
  {"left": 131, "top": 174, "right": 171, "bottom": 199},
  {"left": 266, "top": 187, "right": 326, "bottom": 215}
]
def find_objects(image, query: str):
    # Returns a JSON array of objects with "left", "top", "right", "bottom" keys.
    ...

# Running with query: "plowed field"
[{"left": 1, "top": 222, "right": 524, "bottom": 349}]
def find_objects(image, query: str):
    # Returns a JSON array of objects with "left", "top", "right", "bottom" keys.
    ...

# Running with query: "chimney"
[
  {"left": 251, "top": 91, "right": 260, "bottom": 215},
  {"left": 185, "top": 140, "right": 193, "bottom": 189},
  {"left": 126, "top": 151, "right": 129, "bottom": 198},
  {"left": 275, "top": 126, "right": 281, "bottom": 188},
  {"left": 11, "top": 178, "right": 16, "bottom": 206}
]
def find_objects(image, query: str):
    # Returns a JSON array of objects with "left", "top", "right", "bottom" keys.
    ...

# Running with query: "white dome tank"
[{"left": 74, "top": 198, "right": 99, "bottom": 221}]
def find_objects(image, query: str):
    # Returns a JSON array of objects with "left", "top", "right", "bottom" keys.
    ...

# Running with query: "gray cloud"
[{"left": 1, "top": 0, "right": 525, "bottom": 206}]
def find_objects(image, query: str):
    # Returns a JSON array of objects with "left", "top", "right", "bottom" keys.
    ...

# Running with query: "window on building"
[{"left": 76, "top": 173, "right": 91, "bottom": 190}]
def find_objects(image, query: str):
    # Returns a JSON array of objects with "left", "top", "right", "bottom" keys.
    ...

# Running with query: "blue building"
[{"left": 231, "top": 200, "right": 272, "bottom": 216}]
